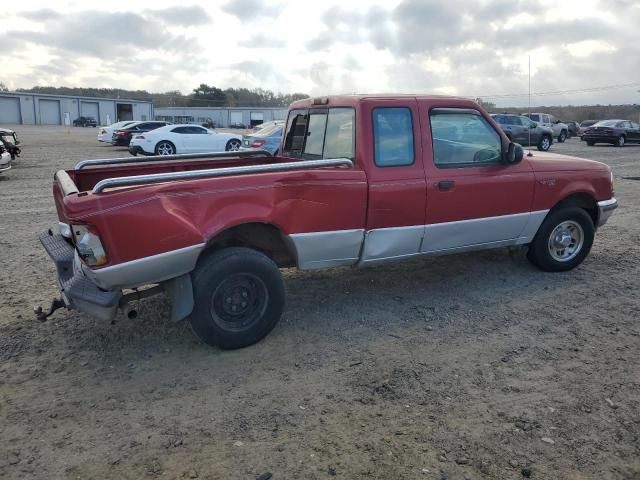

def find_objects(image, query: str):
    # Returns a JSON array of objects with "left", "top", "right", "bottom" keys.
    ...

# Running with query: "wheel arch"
[
  {"left": 549, "top": 192, "right": 598, "bottom": 227},
  {"left": 199, "top": 222, "right": 297, "bottom": 268}
]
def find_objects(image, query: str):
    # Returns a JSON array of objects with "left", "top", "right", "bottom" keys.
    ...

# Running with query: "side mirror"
[
  {"left": 504, "top": 142, "right": 524, "bottom": 165},
  {"left": 530, "top": 123, "right": 537, "bottom": 129}
]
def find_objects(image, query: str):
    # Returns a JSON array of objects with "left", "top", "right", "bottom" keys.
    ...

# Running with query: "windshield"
[
  {"left": 0, "top": 133, "right": 17, "bottom": 145},
  {"left": 593, "top": 120, "right": 621, "bottom": 127},
  {"left": 257, "top": 125, "right": 283, "bottom": 137},
  {"left": 580, "top": 120, "right": 597, "bottom": 127}
]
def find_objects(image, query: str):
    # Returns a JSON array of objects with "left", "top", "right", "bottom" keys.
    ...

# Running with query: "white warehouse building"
[
  {"left": 154, "top": 106, "right": 288, "bottom": 128},
  {"left": 0, "top": 91, "right": 154, "bottom": 126}
]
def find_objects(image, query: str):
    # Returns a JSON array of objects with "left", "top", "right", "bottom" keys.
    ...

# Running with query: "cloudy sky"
[{"left": 3, "top": 0, "right": 639, "bottom": 106}]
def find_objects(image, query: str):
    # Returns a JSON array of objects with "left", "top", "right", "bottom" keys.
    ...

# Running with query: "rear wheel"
[
  {"left": 155, "top": 141, "right": 175, "bottom": 155},
  {"left": 527, "top": 207, "right": 594, "bottom": 272},
  {"left": 617, "top": 135, "right": 625, "bottom": 147},
  {"left": 586, "top": 141, "right": 595, "bottom": 146},
  {"left": 190, "top": 247, "right": 285, "bottom": 349},
  {"left": 558, "top": 130, "right": 567, "bottom": 143},
  {"left": 537, "top": 135, "right": 551, "bottom": 151},
  {"left": 225, "top": 139, "right": 242, "bottom": 151}
]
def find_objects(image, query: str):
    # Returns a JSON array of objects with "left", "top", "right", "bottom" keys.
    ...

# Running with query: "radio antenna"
[{"left": 527, "top": 55, "right": 533, "bottom": 157}]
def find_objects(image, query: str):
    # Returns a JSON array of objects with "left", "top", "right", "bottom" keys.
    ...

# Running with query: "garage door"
[
  {"left": 80, "top": 101, "right": 99, "bottom": 120},
  {"left": 0, "top": 97, "right": 21, "bottom": 124},
  {"left": 39, "top": 99, "right": 61, "bottom": 125},
  {"left": 229, "top": 111, "right": 243, "bottom": 126},
  {"left": 250, "top": 111, "right": 264, "bottom": 127}
]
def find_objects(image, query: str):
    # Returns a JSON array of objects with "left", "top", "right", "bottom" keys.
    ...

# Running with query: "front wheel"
[
  {"left": 537, "top": 135, "right": 551, "bottom": 151},
  {"left": 190, "top": 247, "right": 285, "bottom": 349},
  {"left": 527, "top": 207, "right": 595, "bottom": 272},
  {"left": 617, "top": 135, "right": 625, "bottom": 147},
  {"left": 225, "top": 139, "right": 242, "bottom": 151},
  {"left": 586, "top": 141, "right": 595, "bottom": 146}
]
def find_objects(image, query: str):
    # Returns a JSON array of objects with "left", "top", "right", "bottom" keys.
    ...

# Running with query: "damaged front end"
[{"left": 0, "top": 129, "right": 21, "bottom": 160}]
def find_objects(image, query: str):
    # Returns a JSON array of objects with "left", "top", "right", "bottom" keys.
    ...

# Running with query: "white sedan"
[
  {"left": 128, "top": 124, "right": 243, "bottom": 156},
  {"left": 97, "top": 121, "right": 137, "bottom": 142}
]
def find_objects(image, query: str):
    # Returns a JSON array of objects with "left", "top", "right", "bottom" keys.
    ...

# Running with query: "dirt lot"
[{"left": 0, "top": 126, "right": 638, "bottom": 480}]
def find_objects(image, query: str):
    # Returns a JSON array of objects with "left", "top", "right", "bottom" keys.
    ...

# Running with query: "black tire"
[
  {"left": 586, "top": 141, "right": 595, "bottom": 146},
  {"left": 537, "top": 135, "right": 552, "bottom": 151},
  {"left": 558, "top": 130, "right": 567, "bottom": 143},
  {"left": 154, "top": 141, "right": 176, "bottom": 155},
  {"left": 617, "top": 135, "right": 625, "bottom": 147},
  {"left": 225, "top": 139, "right": 242, "bottom": 151},
  {"left": 190, "top": 247, "right": 285, "bottom": 349},
  {"left": 527, "top": 207, "right": 595, "bottom": 272}
]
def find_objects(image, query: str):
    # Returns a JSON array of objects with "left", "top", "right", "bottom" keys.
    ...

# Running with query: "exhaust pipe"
[{"left": 123, "top": 305, "right": 138, "bottom": 319}]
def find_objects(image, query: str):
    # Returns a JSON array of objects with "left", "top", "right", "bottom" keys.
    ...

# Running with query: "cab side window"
[
  {"left": 372, "top": 107, "right": 414, "bottom": 167},
  {"left": 430, "top": 109, "right": 502, "bottom": 167}
]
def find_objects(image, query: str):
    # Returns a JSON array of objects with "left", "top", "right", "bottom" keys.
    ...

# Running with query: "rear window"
[
  {"left": 529, "top": 114, "right": 541, "bottom": 122},
  {"left": 282, "top": 107, "right": 355, "bottom": 159},
  {"left": 594, "top": 120, "right": 621, "bottom": 127}
]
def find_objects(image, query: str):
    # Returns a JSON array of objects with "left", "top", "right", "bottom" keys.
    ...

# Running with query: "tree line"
[{"left": 12, "top": 84, "right": 309, "bottom": 108}]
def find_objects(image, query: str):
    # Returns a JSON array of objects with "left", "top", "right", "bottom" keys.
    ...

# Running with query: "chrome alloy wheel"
[
  {"left": 547, "top": 220, "right": 584, "bottom": 262},
  {"left": 541, "top": 137, "right": 550, "bottom": 151},
  {"left": 226, "top": 139, "right": 242, "bottom": 151},
  {"left": 157, "top": 141, "right": 175, "bottom": 155}
]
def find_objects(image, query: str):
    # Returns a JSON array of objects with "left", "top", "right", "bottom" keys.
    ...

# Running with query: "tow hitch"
[{"left": 34, "top": 298, "right": 66, "bottom": 322}]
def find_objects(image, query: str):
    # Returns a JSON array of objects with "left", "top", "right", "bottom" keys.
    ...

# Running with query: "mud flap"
[{"left": 164, "top": 274, "right": 193, "bottom": 322}]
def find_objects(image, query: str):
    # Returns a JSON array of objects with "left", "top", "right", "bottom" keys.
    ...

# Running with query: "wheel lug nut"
[
  {"left": 241, "top": 302, "right": 247, "bottom": 308},
  {"left": 226, "top": 297, "right": 232, "bottom": 303},
  {"left": 242, "top": 291, "right": 248, "bottom": 298}
]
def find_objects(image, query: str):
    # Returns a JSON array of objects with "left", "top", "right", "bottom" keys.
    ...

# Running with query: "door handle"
[{"left": 436, "top": 180, "right": 455, "bottom": 190}]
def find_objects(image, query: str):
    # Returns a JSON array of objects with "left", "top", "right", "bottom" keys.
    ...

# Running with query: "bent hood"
[{"left": 525, "top": 151, "right": 609, "bottom": 173}]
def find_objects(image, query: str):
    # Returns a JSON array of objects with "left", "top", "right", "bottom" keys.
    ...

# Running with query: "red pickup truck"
[{"left": 39, "top": 95, "right": 617, "bottom": 349}]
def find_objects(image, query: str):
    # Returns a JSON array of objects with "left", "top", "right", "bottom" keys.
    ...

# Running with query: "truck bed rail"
[
  {"left": 74, "top": 149, "right": 272, "bottom": 170},
  {"left": 92, "top": 158, "right": 354, "bottom": 193}
]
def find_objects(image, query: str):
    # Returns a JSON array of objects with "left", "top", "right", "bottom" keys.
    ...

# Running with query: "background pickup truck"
[{"left": 40, "top": 95, "right": 617, "bottom": 349}]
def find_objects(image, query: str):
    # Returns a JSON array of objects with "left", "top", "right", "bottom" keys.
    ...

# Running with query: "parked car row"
[
  {"left": 96, "top": 120, "right": 246, "bottom": 156},
  {"left": 490, "top": 114, "right": 554, "bottom": 151}
]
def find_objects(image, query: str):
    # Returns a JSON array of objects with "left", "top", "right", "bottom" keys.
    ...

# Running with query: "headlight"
[
  {"left": 610, "top": 170, "right": 615, "bottom": 196},
  {"left": 72, "top": 224, "right": 108, "bottom": 267}
]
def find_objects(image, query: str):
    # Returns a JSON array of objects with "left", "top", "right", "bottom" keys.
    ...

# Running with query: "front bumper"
[
  {"left": 0, "top": 162, "right": 11, "bottom": 173},
  {"left": 597, "top": 198, "right": 617, "bottom": 227},
  {"left": 39, "top": 230, "right": 122, "bottom": 320}
]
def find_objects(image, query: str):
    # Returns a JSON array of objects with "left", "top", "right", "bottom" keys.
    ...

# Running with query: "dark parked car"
[
  {"left": 228, "top": 122, "right": 247, "bottom": 129},
  {"left": 583, "top": 119, "right": 640, "bottom": 147},
  {"left": 563, "top": 121, "right": 579, "bottom": 137},
  {"left": 490, "top": 114, "right": 554, "bottom": 151},
  {"left": 578, "top": 120, "right": 598, "bottom": 139},
  {"left": 73, "top": 116, "right": 97, "bottom": 127},
  {"left": 241, "top": 124, "right": 283, "bottom": 155},
  {"left": 0, "top": 128, "right": 21, "bottom": 159},
  {"left": 111, "top": 121, "right": 172, "bottom": 146}
]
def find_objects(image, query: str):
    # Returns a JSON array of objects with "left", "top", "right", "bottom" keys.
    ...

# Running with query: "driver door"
[{"left": 419, "top": 104, "right": 535, "bottom": 253}]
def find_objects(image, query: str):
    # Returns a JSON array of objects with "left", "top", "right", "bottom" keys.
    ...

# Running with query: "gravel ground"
[{"left": 0, "top": 126, "right": 638, "bottom": 480}]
